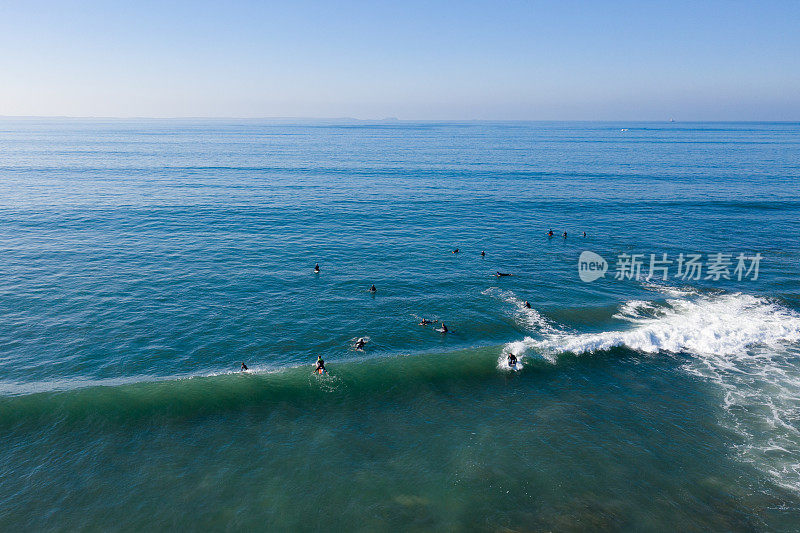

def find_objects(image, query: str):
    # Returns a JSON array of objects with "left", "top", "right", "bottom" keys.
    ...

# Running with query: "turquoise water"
[{"left": 1, "top": 119, "right": 800, "bottom": 530}]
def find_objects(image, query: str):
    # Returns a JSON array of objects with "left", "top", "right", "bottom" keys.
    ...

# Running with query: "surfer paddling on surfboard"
[
  {"left": 507, "top": 353, "right": 517, "bottom": 367},
  {"left": 314, "top": 356, "right": 326, "bottom": 375}
]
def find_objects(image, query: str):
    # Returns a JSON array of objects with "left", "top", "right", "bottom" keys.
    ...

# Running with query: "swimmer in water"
[
  {"left": 507, "top": 353, "right": 517, "bottom": 366},
  {"left": 524, "top": 301, "right": 531, "bottom": 308},
  {"left": 241, "top": 362, "right": 248, "bottom": 371},
  {"left": 369, "top": 284, "right": 377, "bottom": 293},
  {"left": 314, "top": 356, "right": 326, "bottom": 374},
  {"left": 314, "top": 263, "right": 320, "bottom": 273},
  {"left": 355, "top": 338, "right": 366, "bottom": 350}
]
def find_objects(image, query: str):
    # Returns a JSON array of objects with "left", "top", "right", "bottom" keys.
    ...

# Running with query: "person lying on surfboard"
[
  {"left": 355, "top": 338, "right": 366, "bottom": 350},
  {"left": 314, "top": 356, "right": 326, "bottom": 374},
  {"left": 495, "top": 271, "right": 512, "bottom": 277}
]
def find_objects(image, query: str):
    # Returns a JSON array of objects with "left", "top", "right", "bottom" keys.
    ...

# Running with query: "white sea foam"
[
  {"left": 507, "top": 289, "right": 800, "bottom": 492},
  {"left": 612, "top": 299, "right": 663, "bottom": 321},
  {"left": 640, "top": 280, "right": 700, "bottom": 298},
  {"left": 482, "top": 287, "right": 557, "bottom": 333},
  {"left": 532, "top": 293, "right": 800, "bottom": 357},
  {"left": 681, "top": 336, "right": 800, "bottom": 493}
]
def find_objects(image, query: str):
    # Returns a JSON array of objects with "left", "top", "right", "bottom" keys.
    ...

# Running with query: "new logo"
[{"left": 578, "top": 251, "right": 608, "bottom": 282}]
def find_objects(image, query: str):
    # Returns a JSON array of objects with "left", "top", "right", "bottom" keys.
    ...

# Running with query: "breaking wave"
[
  {"left": 509, "top": 289, "right": 800, "bottom": 493},
  {"left": 532, "top": 292, "right": 800, "bottom": 357}
]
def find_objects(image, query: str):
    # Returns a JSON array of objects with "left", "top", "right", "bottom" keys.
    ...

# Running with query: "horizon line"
[{"left": 1, "top": 115, "right": 799, "bottom": 124}]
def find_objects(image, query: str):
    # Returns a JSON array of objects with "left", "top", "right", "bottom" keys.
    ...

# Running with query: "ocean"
[{"left": 1, "top": 119, "right": 799, "bottom": 530}]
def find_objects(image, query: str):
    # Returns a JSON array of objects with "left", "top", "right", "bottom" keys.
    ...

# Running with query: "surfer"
[
  {"left": 419, "top": 318, "right": 437, "bottom": 325},
  {"left": 583, "top": 231, "right": 586, "bottom": 237},
  {"left": 496, "top": 271, "right": 512, "bottom": 277},
  {"left": 314, "top": 356, "right": 326, "bottom": 374},
  {"left": 524, "top": 301, "right": 531, "bottom": 309},
  {"left": 548, "top": 229, "right": 554, "bottom": 237},
  {"left": 507, "top": 353, "right": 517, "bottom": 367},
  {"left": 563, "top": 231, "right": 567, "bottom": 238},
  {"left": 369, "top": 284, "right": 377, "bottom": 293},
  {"left": 481, "top": 250, "right": 485, "bottom": 257},
  {"left": 355, "top": 338, "right": 366, "bottom": 350},
  {"left": 452, "top": 248, "right": 459, "bottom": 254},
  {"left": 440, "top": 323, "right": 449, "bottom": 334},
  {"left": 241, "top": 362, "right": 248, "bottom": 371},
  {"left": 314, "top": 263, "right": 320, "bottom": 273}
]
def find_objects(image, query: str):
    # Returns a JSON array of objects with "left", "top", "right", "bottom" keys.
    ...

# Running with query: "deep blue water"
[{"left": 1, "top": 119, "right": 799, "bottom": 530}]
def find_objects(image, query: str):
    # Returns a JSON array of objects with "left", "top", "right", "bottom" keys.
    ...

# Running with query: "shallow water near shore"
[{"left": 1, "top": 119, "right": 799, "bottom": 530}]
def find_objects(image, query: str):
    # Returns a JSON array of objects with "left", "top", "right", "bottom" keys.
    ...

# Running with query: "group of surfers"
[{"left": 242, "top": 240, "right": 568, "bottom": 374}]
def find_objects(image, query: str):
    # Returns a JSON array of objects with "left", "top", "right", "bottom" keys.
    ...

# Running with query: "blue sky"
[{"left": 1, "top": 1, "right": 798, "bottom": 120}]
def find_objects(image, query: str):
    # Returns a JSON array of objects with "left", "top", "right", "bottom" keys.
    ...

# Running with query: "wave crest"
[
  {"left": 531, "top": 293, "right": 800, "bottom": 357},
  {"left": 506, "top": 290, "right": 800, "bottom": 493}
]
